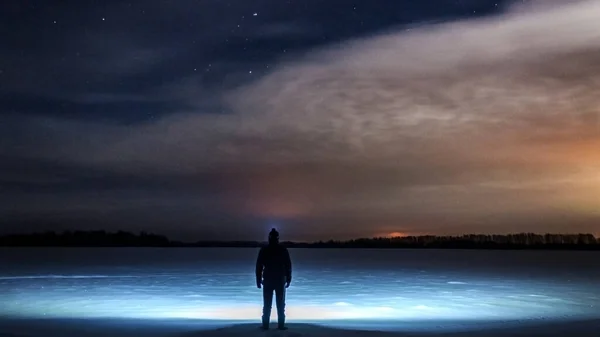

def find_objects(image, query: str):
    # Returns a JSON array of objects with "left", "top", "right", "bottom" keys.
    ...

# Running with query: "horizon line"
[{"left": 1, "top": 230, "right": 597, "bottom": 244}]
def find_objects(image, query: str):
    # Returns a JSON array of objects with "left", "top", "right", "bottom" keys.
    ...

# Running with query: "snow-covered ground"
[{"left": 1, "top": 248, "right": 599, "bottom": 336}]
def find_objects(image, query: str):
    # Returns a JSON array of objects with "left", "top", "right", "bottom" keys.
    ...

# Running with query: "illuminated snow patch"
[
  {"left": 1, "top": 269, "right": 598, "bottom": 322},
  {"left": 334, "top": 302, "right": 352, "bottom": 306},
  {"left": 414, "top": 305, "right": 432, "bottom": 310}
]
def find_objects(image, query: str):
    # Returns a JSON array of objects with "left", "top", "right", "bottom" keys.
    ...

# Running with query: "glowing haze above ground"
[{"left": 1, "top": 0, "right": 600, "bottom": 241}]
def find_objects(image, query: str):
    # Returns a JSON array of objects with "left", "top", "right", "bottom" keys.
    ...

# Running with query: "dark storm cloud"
[
  {"left": 0, "top": 94, "right": 191, "bottom": 122},
  {"left": 1, "top": 0, "right": 506, "bottom": 103},
  {"left": 2, "top": 0, "right": 599, "bottom": 240}
]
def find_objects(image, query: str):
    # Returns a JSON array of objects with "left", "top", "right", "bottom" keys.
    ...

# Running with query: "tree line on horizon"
[{"left": 0, "top": 230, "right": 598, "bottom": 250}]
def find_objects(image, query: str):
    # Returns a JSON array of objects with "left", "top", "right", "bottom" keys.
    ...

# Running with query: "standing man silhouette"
[{"left": 256, "top": 228, "right": 292, "bottom": 330}]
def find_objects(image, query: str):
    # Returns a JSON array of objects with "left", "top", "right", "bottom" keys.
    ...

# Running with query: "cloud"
[
  {"left": 82, "top": 0, "right": 600, "bottom": 174},
  {"left": 3, "top": 0, "right": 600, "bottom": 237}
]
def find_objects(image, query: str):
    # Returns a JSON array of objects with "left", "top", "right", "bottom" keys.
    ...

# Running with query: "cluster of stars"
[{"left": 45, "top": 1, "right": 509, "bottom": 90}]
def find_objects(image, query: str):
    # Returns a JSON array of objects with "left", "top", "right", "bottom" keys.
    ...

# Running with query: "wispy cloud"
[
  {"left": 2, "top": 0, "right": 600, "bottom": 237},
  {"left": 76, "top": 0, "right": 600, "bottom": 174}
]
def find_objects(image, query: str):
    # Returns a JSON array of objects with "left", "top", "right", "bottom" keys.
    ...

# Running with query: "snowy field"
[{"left": 1, "top": 248, "right": 599, "bottom": 336}]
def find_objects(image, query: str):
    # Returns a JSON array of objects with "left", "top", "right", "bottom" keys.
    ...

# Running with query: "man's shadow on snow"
[
  {"left": 177, "top": 323, "right": 399, "bottom": 337},
  {"left": 176, "top": 320, "right": 600, "bottom": 337}
]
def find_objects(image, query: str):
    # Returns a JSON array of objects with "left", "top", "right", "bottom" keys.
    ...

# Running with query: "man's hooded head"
[{"left": 268, "top": 228, "right": 280, "bottom": 245}]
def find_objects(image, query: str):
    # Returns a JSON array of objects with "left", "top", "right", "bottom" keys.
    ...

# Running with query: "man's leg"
[
  {"left": 274, "top": 281, "right": 286, "bottom": 329},
  {"left": 262, "top": 284, "right": 274, "bottom": 329}
]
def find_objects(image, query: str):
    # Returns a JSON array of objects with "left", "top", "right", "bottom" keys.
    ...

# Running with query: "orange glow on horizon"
[{"left": 386, "top": 232, "right": 408, "bottom": 238}]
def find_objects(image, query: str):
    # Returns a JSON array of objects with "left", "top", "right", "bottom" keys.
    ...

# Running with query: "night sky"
[{"left": 1, "top": 0, "right": 599, "bottom": 241}]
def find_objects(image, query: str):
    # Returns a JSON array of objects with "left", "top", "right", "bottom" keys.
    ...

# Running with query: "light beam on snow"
[{"left": 1, "top": 269, "right": 598, "bottom": 322}]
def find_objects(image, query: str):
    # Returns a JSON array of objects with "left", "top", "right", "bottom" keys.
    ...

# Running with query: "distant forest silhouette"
[{"left": 0, "top": 230, "right": 599, "bottom": 250}]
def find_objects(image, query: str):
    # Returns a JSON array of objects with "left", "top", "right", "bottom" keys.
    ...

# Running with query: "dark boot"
[
  {"left": 261, "top": 316, "right": 270, "bottom": 330},
  {"left": 277, "top": 317, "right": 287, "bottom": 330}
]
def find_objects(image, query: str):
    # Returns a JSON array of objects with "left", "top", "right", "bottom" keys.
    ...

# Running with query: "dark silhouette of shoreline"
[{"left": 0, "top": 230, "right": 599, "bottom": 250}]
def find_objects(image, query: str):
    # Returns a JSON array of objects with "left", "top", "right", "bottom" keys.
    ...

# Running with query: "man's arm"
[
  {"left": 255, "top": 248, "right": 264, "bottom": 288},
  {"left": 284, "top": 247, "right": 292, "bottom": 286}
]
